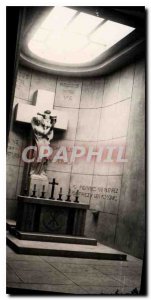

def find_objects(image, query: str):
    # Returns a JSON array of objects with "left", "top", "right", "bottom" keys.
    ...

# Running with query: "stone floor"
[{"left": 6, "top": 246, "right": 143, "bottom": 295}]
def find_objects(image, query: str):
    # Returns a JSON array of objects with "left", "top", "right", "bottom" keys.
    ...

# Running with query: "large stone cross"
[{"left": 15, "top": 89, "right": 68, "bottom": 130}]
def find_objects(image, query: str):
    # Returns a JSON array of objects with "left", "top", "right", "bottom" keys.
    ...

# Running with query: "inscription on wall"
[
  {"left": 15, "top": 67, "right": 31, "bottom": 100},
  {"left": 71, "top": 185, "right": 119, "bottom": 201},
  {"left": 7, "top": 134, "right": 22, "bottom": 165},
  {"left": 55, "top": 78, "right": 82, "bottom": 108}
]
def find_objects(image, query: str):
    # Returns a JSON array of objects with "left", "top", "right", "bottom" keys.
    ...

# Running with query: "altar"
[{"left": 16, "top": 195, "right": 89, "bottom": 236}]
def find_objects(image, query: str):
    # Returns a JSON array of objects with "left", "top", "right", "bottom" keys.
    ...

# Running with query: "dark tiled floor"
[{"left": 6, "top": 246, "right": 142, "bottom": 295}]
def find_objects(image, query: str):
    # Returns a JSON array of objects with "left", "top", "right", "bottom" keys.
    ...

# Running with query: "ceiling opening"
[
  {"left": 20, "top": 6, "right": 145, "bottom": 76},
  {"left": 28, "top": 6, "right": 135, "bottom": 65}
]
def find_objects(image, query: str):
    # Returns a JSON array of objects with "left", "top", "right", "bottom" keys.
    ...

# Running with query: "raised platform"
[
  {"left": 7, "top": 232, "right": 127, "bottom": 261},
  {"left": 7, "top": 219, "right": 97, "bottom": 246},
  {"left": 13, "top": 231, "right": 97, "bottom": 246}
]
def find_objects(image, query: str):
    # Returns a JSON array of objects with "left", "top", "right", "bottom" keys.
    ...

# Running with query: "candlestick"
[
  {"left": 57, "top": 187, "right": 63, "bottom": 201},
  {"left": 40, "top": 185, "right": 46, "bottom": 198},
  {"left": 74, "top": 189, "right": 79, "bottom": 203},
  {"left": 66, "top": 188, "right": 71, "bottom": 202},
  {"left": 31, "top": 184, "right": 37, "bottom": 197}
]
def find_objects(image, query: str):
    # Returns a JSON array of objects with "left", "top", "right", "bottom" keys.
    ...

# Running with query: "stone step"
[
  {"left": 7, "top": 232, "right": 127, "bottom": 261},
  {"left": 6, "top": 219, "right": 16, "bottom": 231},
  {"left": 7, "top": 219, "right": 97, "bottom": 246},
  {"left": 13, "top": 230, "right": 97, "bottom": 246}
]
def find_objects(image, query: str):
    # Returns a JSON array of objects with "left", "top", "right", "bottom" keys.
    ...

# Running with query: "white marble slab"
[
  {"left": 80, "top": 78, "right": 104, "bottom": 108},
  {"left": 76, "top": 108, "right": 101, "bottom": 141},
  {"left": 29, "top": 70, "right": 57, "bottom": 102},
  {"left": 54, "top": 77, "right": 82, "bottom": 108},
  {"left": 15, "top": 66, "right": 31, "bottom": 100}
]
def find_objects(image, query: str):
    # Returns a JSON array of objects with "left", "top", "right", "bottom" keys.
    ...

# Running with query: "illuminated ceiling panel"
[
  {"left": 67, "top": 12, "right": 103, "bottom": 35},
  {"left": 90, "top": 20, "right": 135, "bottom": 48},
  {"left": 28, "top": 6, "right": 135, "bottom": 65}
]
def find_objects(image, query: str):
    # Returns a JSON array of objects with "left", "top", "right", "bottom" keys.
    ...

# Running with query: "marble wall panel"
[
  {"left": 96, "top": 212, "right": 117, "bottom": 245},
  {"left": 53, "top": 106, "right": 79, "bottom": 141},
  {"left": 107, "top": 137, "right": 127, "bottom": 175},
  {"left": 94, "top": 161, "right": 109, "bottom": 176},
  {"left": 7, "top": 98, "right": 32, "bottom": 167},
  {"left": 6, "top": 199, "right": 18, "bottom": 219},
  {"left": 112, "top": 99, "right": 131, "bottom": 138},
  {"left": 132, "top": 60, "right": 145, "bottom": 101},
  {"left": 6, "top": 165, "right": 19, "bottom": 199},
  {"left": 29, "top": 70, "right": 57, "bottom": 102},
  {"left": 108, "top": 162, "right": 124, "bottom": 177},
  {"left": 102, "top": 71, "right": 120, "bottom": 107},
  {"left": 15, "top": 66, "right": 31, "bottom": 100},
  {"left": 16, "top": 166, "right": 24, "bottom": 196},
  {"left": 90, "top": 175, "right": 108, "bottom": 211},
  {"left": 76, "top": 108, "right": 101, "bottom": 141},
  {"left": 54, "top": 77, "right": 82, "bottom": 108},
  {"left": 93, "top": 141, "right": 110, "bottom": 176},
  {"left": 103, "top": 175, "right": 122, "bottom": 214},
  {"left": 118, "top": 64, "right": 134, "bottom": 101},
  {"left": 7, "top": 131, "right": 23, "bottom": 166},
  {"left": 71, "top": 141, "right": 97, "bottom": 175},
  {"left": 80, "top": 78, "right": 104, "bottom": 108},
  {"left": 98, "top": 106, "right": 115, "bottom": 140}
]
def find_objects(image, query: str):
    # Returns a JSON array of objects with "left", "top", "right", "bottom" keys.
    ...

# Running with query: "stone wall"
[{"left": 6, "top": 58, "right": 145, "bottom": 258}]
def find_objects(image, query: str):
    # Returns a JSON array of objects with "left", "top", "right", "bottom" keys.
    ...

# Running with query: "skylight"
[{"left": 28, "top": 6, "right": 135, "bottom": 65}]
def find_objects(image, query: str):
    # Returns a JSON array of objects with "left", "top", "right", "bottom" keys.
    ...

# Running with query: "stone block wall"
[{"left": 6, "top": 58, "right": 145, "bottom": 258}]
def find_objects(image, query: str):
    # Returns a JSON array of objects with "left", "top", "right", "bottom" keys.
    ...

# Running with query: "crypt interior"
[{"left": 6, "top": 7, "right": 146, "bottom": 295}]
